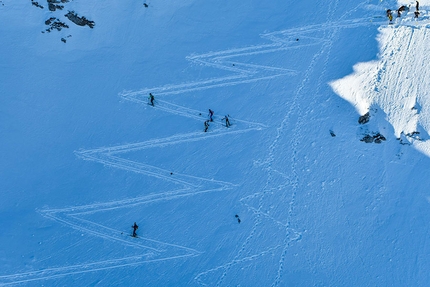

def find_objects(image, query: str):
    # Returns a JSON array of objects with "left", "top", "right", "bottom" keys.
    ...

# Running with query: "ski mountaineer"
[
  {"left": 223, "top": 115, "right": 231, "bottom": 127},
  {"left": 235, "top": 214, "right": 241, "bottom": 224},
  {"left": 132, "top": 222, "right": 139, "bottom": 237},
  {"left": 415, "top": 1, "right": 420, "bottom": 18},
  {"left": 397, "top": 5, "right": 407, "bottom": 17},
  {"left": 208, "top": 109, "right": 214, "bottom": 122},
  {"left": 204, "top": 120, "right": 210, "bottom": 132},
  {"left": 387, "top": 9, "right": 393, "bottom": 22},
  {"left": 148, "top": 93, "right": 155, "bottom": 106}
]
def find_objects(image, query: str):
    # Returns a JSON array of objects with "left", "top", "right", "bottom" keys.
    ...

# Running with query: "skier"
[
  {"left": 397, "top": 5, "right": 407, "bottom": 17},
  {"left": 132, "top": 222, "right": 139, "bottom": 237},
  {"left": 148, "top": 93, "right": 155, "bottom": 106},
  {"left": 223, "top": 115, "right": 231, "bottom": 128},
  {"left": 387, "top": 9, "right": 393, "bottom": 22},
  {"left": 415, "top": 1, "right": 420, "bottom": 18},
  {"left": 204, "top": 120, "right": 210, "bottom": 132},
  {"left": 235, "top": 214, "right": 241, "bottom": 224},
  {"left": 208, "top": 109, "right": 214, "bottom": 122}
]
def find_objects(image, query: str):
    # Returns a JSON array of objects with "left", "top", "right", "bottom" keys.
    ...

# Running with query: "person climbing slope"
[
  {"left": 387, "top": 9, "right": 393, "bottom": 22},
  {"left": 204, "top": 120, "right": 210, "bottom": 132},
  {"left": 132, "top": 222, "right": 139, "bottom": 237},
  {"left": 148, "top": 93, "right": 155, "bottom": 106},
  {"left": 222, "top": 115, "right": 231, "bottom": 127},
  {"left": 208, "top": 109, "right": 214, "bottom": 122}
]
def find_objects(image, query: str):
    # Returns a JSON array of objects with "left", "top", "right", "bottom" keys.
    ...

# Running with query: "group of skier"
[
  {"left": 128, "top": 94, "right": 233, "bottom": 238},
  {"left": 147, "top": 93, "right": 232, "bottom": 132},
  {"left": 387, "top": 1, "right": 420, "bottom": 22},
  {"left": 204, "top": 109, "right": 231, "bottom": 132}
]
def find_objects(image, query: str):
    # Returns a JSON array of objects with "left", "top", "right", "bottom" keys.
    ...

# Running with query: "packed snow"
[{"left": 1, "top": 0, "right": 430, "bottom": 286}]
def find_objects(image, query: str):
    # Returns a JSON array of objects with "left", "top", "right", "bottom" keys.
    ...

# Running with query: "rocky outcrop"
[
  {"left": 358, "top": 112, "right": 370, "bottom": 124},
  {"left": 360, "top": 133, "right": 386, "bottom": 144},
  {"left": 44, "top": 17, "right": 69, "bottom": 32},
  {"left": 65, "top": 11, "right": 95, "bottom": 28},
  {"left": 47, "top": 0, "right": 69, "bottom": 11}
]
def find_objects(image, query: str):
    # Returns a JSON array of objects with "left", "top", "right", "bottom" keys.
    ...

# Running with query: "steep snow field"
[
  {"left": 332, "top": 2, "right": 430, "bottom": 156},
  {"left": 1, "top": 0, "right": 430, "bottom": 286}
]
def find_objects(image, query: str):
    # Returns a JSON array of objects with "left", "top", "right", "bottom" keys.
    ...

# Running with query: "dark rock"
[
  {"left": 361, "top": 132, "right": 386, "bottom": 144},
  {"left": 358, "top": 112, "right": 370, "bottom": 124},
  {"left": 45, "top": 17, "right": 56, "bottom": 25},
  {"left": 374, "top": 133, "right": 386, "bottom": 142},
  {"left": 46, "top": 0, "right": 64, "bottom": 11},
  {"left": 361, "top": 134, "right": 374, "bottom": 143},
  {"left": 31, "top": 0, "right": 44, "bottom": 9},
  {"left": 45, "top": 17, "right": 69, "bottom": 32},
  {"left": 65, "top": 11, "right": 95, "bottom": 28}
]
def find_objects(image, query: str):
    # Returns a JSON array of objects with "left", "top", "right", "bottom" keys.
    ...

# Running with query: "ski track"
[
  {"left": 1, "top": 14, "right": 391, "bottom": 286},
  {"left": 193, "top": 9, "right": 385, "bottom": 287}
]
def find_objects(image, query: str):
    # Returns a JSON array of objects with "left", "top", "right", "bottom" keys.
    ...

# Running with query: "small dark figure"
[
  {"left": 223, "top": 115, "right": 231, "bottom": 127},
  {"left": 208, "top": 109, "right": 214, "bottom": 122},
  {"left": 132, "top": 222, "right": 139, "bottom": 237},
  {"left": 397, "top": 5, "right": 407, "bottom": 17},
  {"left": 235, "top": 214, "right": 241, "bottom": 223},
  {"left": 387, "top": 9, "right": 393, "bottom": 22},
  {"left": 415, "top": 11, "right": 420, "bottom": 18},
  {"left": 416, "top": 1, "right": 419, "bottom": 11},
  {"left": 143, "top": 3, "right": 148, "bottom": 7},
  {"left": 204, "top": 120, "right": 210, "bottom": 132},
  {"left": 148, "top": 93, "right": 155, "bottom": 106}
]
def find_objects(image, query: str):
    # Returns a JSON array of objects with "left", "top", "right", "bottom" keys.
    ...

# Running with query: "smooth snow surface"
[{"left": 1, "top": 0, "right": 430, "bottom": 286}]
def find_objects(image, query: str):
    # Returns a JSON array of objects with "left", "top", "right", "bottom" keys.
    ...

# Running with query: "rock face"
[
  {"left": 30, "top": 0, "right": 95, "bottom": 42},
  {"left": 360, "top": 133, "right": 386, "bottom": 144},
  {"left": 65, "top": 11, "right": 95, "bottom": 28},
  {"left": 47, "top": 0, "right": 68, "bottom": 11},
  {"left": 31, "top": 0, "right": 44, "bottom": 9},
  {"left": 358, "top": 112, "right": 370, "bottom": 124},
  {"left": 45, "top": 17, "right": 69, "bottom": 32}
]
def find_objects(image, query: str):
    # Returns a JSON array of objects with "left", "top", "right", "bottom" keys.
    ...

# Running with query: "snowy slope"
[
  {"left": 331, "top": 3, "right": 430, "bottom": 156},
  {"left": 1, "top": 0, "right": 430, "bottom": 286}
]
